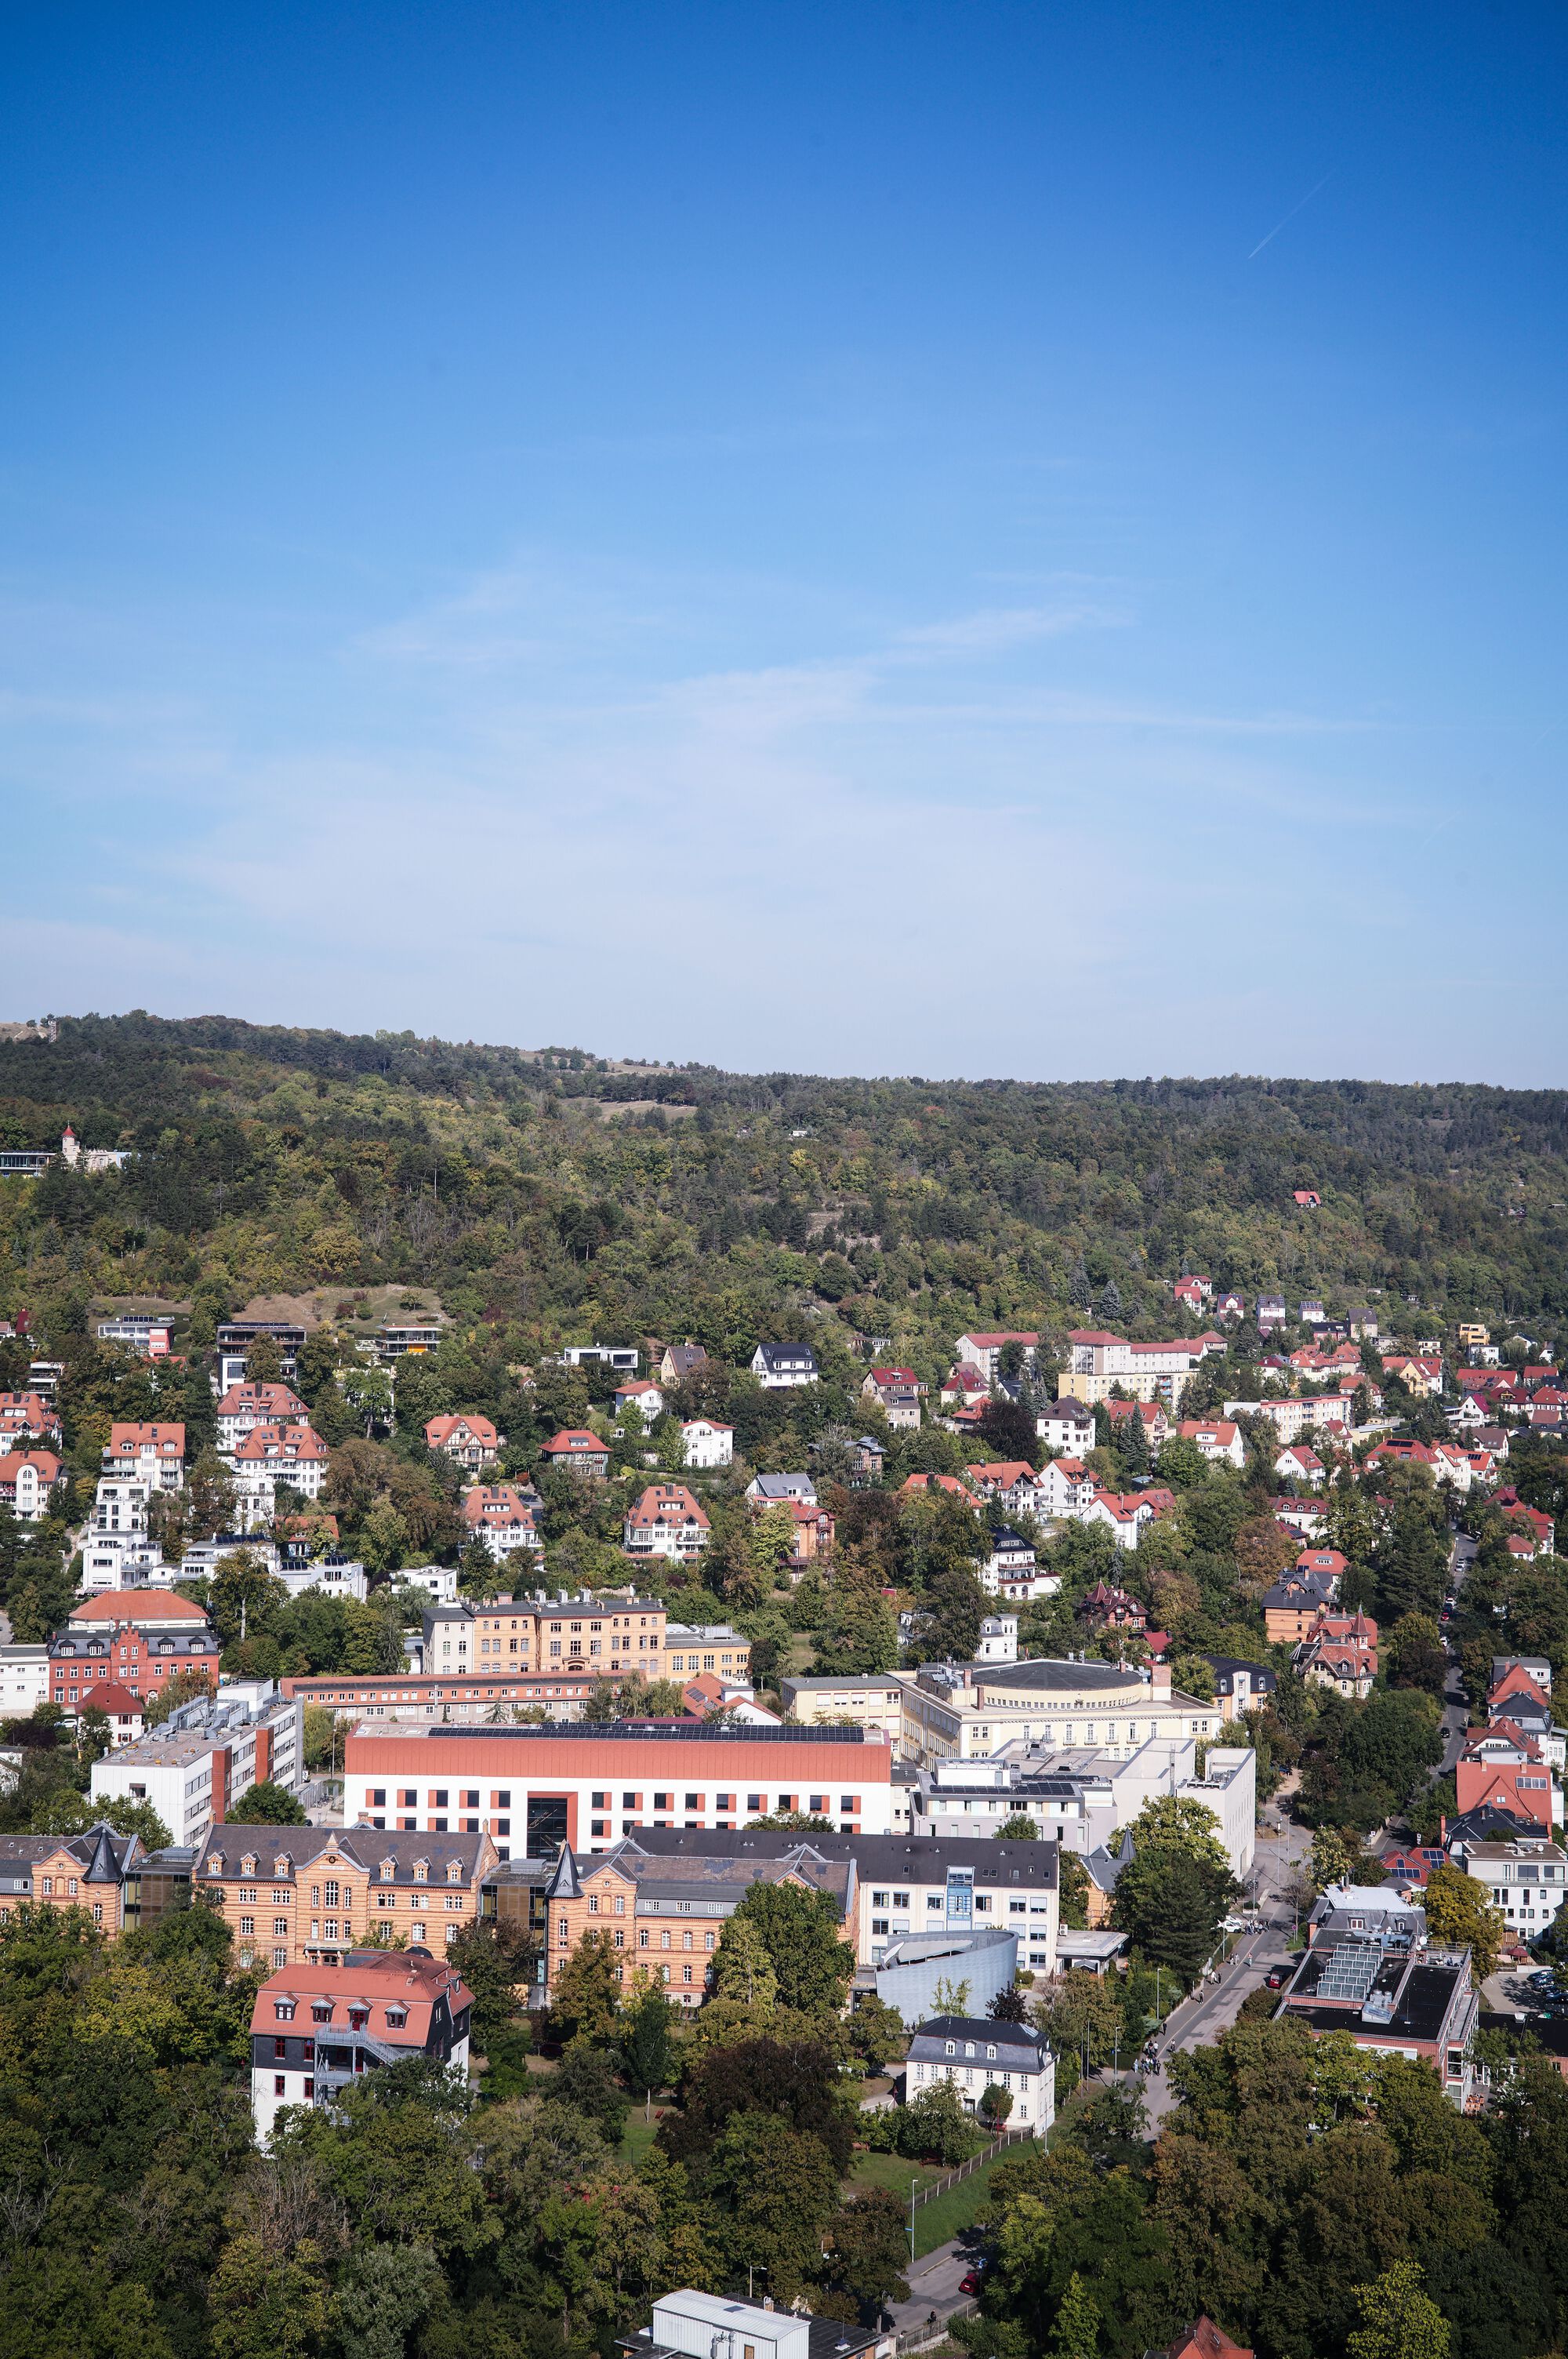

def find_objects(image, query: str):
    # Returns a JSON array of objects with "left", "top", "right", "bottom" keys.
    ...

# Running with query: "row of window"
[{"left": 560, "top": 1920, "right": 716, "bottom": 1951}]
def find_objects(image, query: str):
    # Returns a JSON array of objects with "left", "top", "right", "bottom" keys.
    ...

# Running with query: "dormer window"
[
  {"left": 380, "top": 1859, "right": 396, "bottom": 1881},
  {"left": 241, "top": 1856, "right": 257, "bottom": 1877},
  {"left": 964, "top": 2043, "right": 975, "bottom": 2058},
  {"left": 413, "top": 1861, "right": 429, "bottom": 1882},
  {"left": 348, "top": 2007, "right": 369, "bottom": 2030},
  {"left": 273, "top": 2001, "right": 296, "bottom": 2021},
  {"left": 445, "top": 1860, "right": 462, "bottom": 1885},
  {"left": 312, "top": 2001, "right": 332, "bottom": 2022},
  {"left": 384, "top": 2005, "right": 407, "bottom": 2027},
  {"left": 208, "top": 1855, "right": 225, "bottom": 1875},
  {"left": 986, "top": 2045, "right": 997, "bottom": 2060}
]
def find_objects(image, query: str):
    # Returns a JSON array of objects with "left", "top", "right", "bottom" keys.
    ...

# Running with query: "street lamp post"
[{"left": 909, "top": 2179, "right": 918, "bottom": 2266}]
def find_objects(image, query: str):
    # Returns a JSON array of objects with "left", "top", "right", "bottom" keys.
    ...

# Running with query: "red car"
[
  {"left": 959, "top": 2274, "right": 982, "bottom": 2295},
  {"left": 1265, "top": 1970, "right": 1285, "bottom": 1990}
]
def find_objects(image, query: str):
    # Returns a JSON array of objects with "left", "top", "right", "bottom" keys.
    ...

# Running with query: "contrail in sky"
[{"left": 1248, "top": 171, "right": 1335, "bottom": 260}]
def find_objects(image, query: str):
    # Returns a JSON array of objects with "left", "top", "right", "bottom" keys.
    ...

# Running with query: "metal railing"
[{"left": 911, "top": 2124, "right": 1036, "bottom": 2212}]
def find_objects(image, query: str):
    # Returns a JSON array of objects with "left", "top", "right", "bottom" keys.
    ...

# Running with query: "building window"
[{"left": 274, "top": 2076, "right": 287, "bottom": 2096}]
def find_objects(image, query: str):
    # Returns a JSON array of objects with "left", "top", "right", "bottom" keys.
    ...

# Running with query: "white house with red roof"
[
  {"left": 423, "top": 1412, "right": 501, "bottom": 1471},
  {"left": 1081, "top": 1491, "right": 1152, "bottom": 1551},
  {"left": 102, "top": 1422, "right": 185, "bottom": 1491},
  {"left": 0, "top": 1448, "right": 64, "bottom": 1520},
  {"left": 681, "top": 1418, "right": 733, "bottom": 1470},
  {"left": 216, "top": 1382, "right": 308, "bottom": 1452},
  {"left": 231, "top": 1420, "right": 329, "bottom": 1502},
  {"left": 1177, "top": 1417, "right": 1245, "bottom": 1469},
  {"left": 1273, "top": 1443, "right": 1326, "bottom": 1488},
  {"left": 964, "top": 1459, "right": 1045, "bottom": 1519},
  {"left": 940, "top": 1363, "right": 991, "bottom": 1408},
  {"left": 250, "top": 1947, "right": 473, "bottom": 2148},
  {"left": 954, "top": 1332, "right": 1039, "bottom": 1383},
  {"left": 615, "top": 1378, "right": 666, "bottom": 1423},
  {"left": 1036, "top": 1456, "right": 1095, "bottom": 1515},
  {"left": 1173, "top": 1276, "right": 1211, "bottom": 1314},
  {"left": 0, "top": 1390, "right": 61, "bottom": 1446},
  {"left": 623, "top": 1482, "right": 711, "bottom": 1561},
  {"left": 463, "top": 1484, "right": 541, "bottom": 1560}
]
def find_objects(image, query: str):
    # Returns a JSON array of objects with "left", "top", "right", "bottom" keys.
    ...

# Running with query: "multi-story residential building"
[
  {"left": 1294, "top": 1612, "right": 1378, "bottom": 1699},
  {"left": 913, "top": 1736, "right": 1256, "bottom": 1879},
  {"left": 658, "top": 1341, "right": 709, "bottom": 1387},
  {"left": 250, "top": 1947, "right": 474, "bottom": 2148},
  {"left": 1224, "top": 1394, "right": 1351, "bottom": 1441},
  {"left": 750, "top": 1343, "right": 819, "bottom": 1389},
  {"left": 278, "top": 1557, "right": 368, "bottom": 1603},
  {"left": 861, "top": 1367, "right": 924, "bottom": 1429},
  {"left": 663, "top": 1623, "right": 750, "bottom": 1678},
  {"left": 898, "top": 1656, "right": 1221, "bottom": 1768},
  {"left": 953, "top": 1331, "right": 1040, "bottom": 1383},
  {"left": 1261, "top": 1568, "right": 1340, "bottom": 1645},
  {"left": 463, "top": 1483, "right": 543, "bottom": 1559},
  {"left": 906, "top": 2012, "right": 1054, "bottom": 2132},
  {"left": 343, "top": 1721, "right": 896, "bottom": 1855},
  {"left": 1273, "top": 1444, "right": 1326, "bottom": 1487},
  {"left": 1257, "top": 1295, "right": 1287, "bottom": 1334},
  {"left": 1036, "top": 1456, "right": 1094, "bottom": 1515},
  {"left": 1176, "top": 1417, "right": 1245, "bottom": 1468},
  {"left": 0, "top": 1641, "right": 49, "bottom": 1714},
  {"left": 49, "top": 1590, "right": 221, "bottom": 1710},
  {"left": 214, "top": 1381, "right": 309, "bottom": 1450},
  {"left": 1107, "top": 1398, "right": 1171, "bottom": 1453},
  {"left": 782, "top": 1671, "right": 909, "bottom": 1743},
  {"left": 746, "top": 1471, "right": 817, "bottom": 1507},
  {"left": 681, "top": 1417, "right": 733, "bottom": 1469},
  {"left": 0, "top": 1448, "right": 64, "bottom": 1519},
  {"left": 102, "top": 1421, "right": 185, "bottom": 1489},
  {"left": 423, "top": 1412, "right": 501, "bottom": 1470},
  {"left": 0, "top": 1389, "right": 62, "bottom": 1446},
  {"left": 0, "top": 1825, "right": 189, "bottom": 1935},
  {"left": 539, "top": 1428, "right": 612, "bottom": 1478},
  {"left": 979, "top": 1528, "right": 1054, "bottom": 1600},
  {"left": 92, "top": 1681, "right": 305, "bottom": 1845},
  {"left": 1061, "top": 1329, "right": 1210, "bottom": 1409},
  {"left": 368, "top": 1322, "right": 443, "bottom": 1365},
  {"left": 975, "top": 1614, "right": 1019, "bottom": 1663},
  {"left": 1200, "top": 1656, "right": 1278, "bottom": 1721},
  {"left": 214, "top": 1321, "right": 306, "bottom": 1390},
  {"left": 561, "top": 1343, "right": 639, "bottom": 1372},
  {"left": 624, "top": 1482, "right": 710, "bottom": 1560},
  {"left": 1451, "top": 1835, "right": 1568, "bottom": 1941},
  {"left": 199, "top": 1823, "right": 493, "bottom": 1968},
  {"left": 615, "top": 1377, "right": 666, "bottom": 1422},
  {"left": 964, "top": 1460, "right": 1047, "bottom": 1521},
  {"left": 228, "top": 1421, "right": 330, "bottom": 1508},
  {"left": 96, "top": 1311, "right": 175, "bottom": 1355}
]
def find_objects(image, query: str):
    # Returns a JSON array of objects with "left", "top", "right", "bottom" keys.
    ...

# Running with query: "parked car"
[
  {"left": 1265, "top": 1969, "right": 1286, "bottom": 1990},
  {"left": 959, "top": 2274, "right": 982, "bottom": 2296}
]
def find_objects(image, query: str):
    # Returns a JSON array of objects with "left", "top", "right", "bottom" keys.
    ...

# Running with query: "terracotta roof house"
[{"left": 539, "top": 1429, "right": 611, "bottom": 1478}]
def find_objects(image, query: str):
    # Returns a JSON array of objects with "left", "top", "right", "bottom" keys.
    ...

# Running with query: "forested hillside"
[{"left": 4, "top": 1012, "right": 1566, "bottom": 1375}]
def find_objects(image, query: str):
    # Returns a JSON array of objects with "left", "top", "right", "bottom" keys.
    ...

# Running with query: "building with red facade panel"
[{"left": 343, "top": 1719, "right": 895, "bottom": 1859}]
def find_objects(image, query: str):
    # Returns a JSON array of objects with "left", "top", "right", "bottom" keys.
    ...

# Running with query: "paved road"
[
  {"left": 1132, "top": 1797, "right": 1312, "bottom": 2127},
  {"left": 1440, "top": 1531, "right": 1477, "bottom": 1770},
  {"left": 887, "top": 2235, "right": 985, "bottom": 2336}
]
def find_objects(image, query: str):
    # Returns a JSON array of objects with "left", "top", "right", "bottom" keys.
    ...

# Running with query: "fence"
[{"left": 910, "top": 2124, "right": 1036, "bottom": 2212}]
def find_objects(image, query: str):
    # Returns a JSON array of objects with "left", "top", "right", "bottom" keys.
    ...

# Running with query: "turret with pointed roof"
[{"left": 544, "top": 1841, "right": 581, "bottom": 1902}]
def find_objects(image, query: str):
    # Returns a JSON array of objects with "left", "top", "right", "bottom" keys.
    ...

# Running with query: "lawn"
[
  {"left": 617, "top": 2111, "right": 665, "bottom": 2169},
  {"left": 908, "top": 2150, "right": 1014, "bottom": 2257},
  {"left": 847, "top": 2146, "right": 1023, "bottom": 2259}
]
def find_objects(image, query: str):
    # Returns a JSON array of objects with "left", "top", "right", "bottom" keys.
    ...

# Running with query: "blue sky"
[{"left": 3, "top": 2, "right": 1566, "bottom": 1082}]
